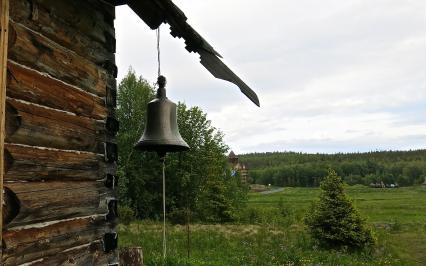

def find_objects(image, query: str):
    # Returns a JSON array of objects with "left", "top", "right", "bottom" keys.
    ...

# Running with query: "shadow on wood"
[{"left": 2, "top": 186, "right": 20, "bottom": 226}]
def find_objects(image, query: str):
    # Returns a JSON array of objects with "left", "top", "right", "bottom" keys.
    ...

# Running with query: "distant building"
[
  {"left": 228, "top": 151, "right": 249, "bottom": 183},
  {"left": 369, "top": 182, "right": 399, "bottom": 188}
]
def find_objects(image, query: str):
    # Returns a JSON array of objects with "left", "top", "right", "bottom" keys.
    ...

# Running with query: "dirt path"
[{"left": 259, "top": 187, "right": 284, "bottom": 195}]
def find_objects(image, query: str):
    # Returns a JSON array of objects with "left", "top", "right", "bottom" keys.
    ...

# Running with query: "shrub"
[
  {"left": 304, "top": 169, "right": 375, "bottom": 250},
  {"left": 168, "top": 208, "right": 192, "bottom": 225},
  {"left": 196, "top": 179, "right": 235, "bottom": 223},
  {"left": 119, "top": 205, "right": 135, "bottom": 225}
]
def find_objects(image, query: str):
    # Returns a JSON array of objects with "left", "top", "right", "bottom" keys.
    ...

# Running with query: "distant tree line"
[{"left": 240, "top": 151, "right": 426, "bottom": 187}]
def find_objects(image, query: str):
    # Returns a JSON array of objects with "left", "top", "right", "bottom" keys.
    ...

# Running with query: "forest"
[{"left": 240, "top": 150, "right": 426, "bottom": 187}]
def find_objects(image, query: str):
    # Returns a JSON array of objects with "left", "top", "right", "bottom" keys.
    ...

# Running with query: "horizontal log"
[
  {"left": 2, "top": 216, "right": 111, "bottom": 265},
  {"left": 8, "top": 21, "right": 110, "bottom": 97},
  {"left": 3, "top": 181, "right": 110, "bottom": 229},
  {"left": 5, "top": 241, "right": 117, "bottom": 266},
  {"left": 4, "top": 143, "right": 116, "bottom": 181},
  {"left": 5, "top": 97, "right": 108, "bottom": 153},
  {"left": 7, "top": 60, "right": 107, "bottom": 120},
  {"left": 37, "top": 0, "right": 116, "bottom": 45},
  {"left": 44, "top": 241, "right": 118, "bottom": 266},
  {"left": 10, "top": 0, "right": 116, "bottom": 64},
  {"left": 10, "top": 0, "right": 116, "bottom": 48}
]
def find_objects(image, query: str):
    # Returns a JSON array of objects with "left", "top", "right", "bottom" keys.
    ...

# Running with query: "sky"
[{"left": 115, "top": 0, "right": 426, "bottom": 154}]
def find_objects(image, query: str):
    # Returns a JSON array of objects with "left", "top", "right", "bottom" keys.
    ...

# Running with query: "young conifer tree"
[{"left": 304, "top": 169, "right": 375, "bottom": 250}]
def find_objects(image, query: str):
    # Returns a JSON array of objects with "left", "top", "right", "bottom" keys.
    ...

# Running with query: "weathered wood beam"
[
  {"left": 127, "top": 0, "right": 164, "bottom": 29},
  {"left": 0, "top": 0, "right": 10, "bottom": 255},
  {"left": 10, "top": 0, "right": 116, "bottom": 65},
  {"left": 101, "top": 0, "right": 127, "bottom": 6},
  {"left": 2, "top": 215, "right": 112, "bottom": 265},
  {"left": 5, "top": 97, "right": 112, "bottom": 153},
  {"left": 8, "top": 20, "right": 112, "bottom": 97},
  {"left": 7, "top": 60, "right": 108, "bottom": 120},
  {"left": 4, "top": 143, "right": 116, "bottom": 181},
  {"left": 127, "top": 0, "right": 260, "bottom": 106},
  {"left": 5, "top": 240, "right": 117, "bottom": 265},
  {"left": 3, "top": 181, "right": 110, "bottom": 229}
]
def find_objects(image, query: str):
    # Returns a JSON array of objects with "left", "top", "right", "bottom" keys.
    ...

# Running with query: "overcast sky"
[{"left": 115, "top": 0, "right": 426, "bottom": 154}]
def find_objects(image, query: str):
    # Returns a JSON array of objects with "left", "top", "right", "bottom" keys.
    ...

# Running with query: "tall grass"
[{"left": 119, "top": 186, "right": 426, "bottom": 265}]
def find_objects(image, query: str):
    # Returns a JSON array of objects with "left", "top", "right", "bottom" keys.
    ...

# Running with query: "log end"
[{"left": 3, "top": 186, "right": 21, "bottom": 226}]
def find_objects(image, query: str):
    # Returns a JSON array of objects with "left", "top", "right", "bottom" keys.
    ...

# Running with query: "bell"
[{"left": 134, "top": 76, "right": 189, "bottom": 156}]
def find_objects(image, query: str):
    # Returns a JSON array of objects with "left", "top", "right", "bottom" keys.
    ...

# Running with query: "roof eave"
[{"left": 125, "top": 0, "right": 260, "bottom": 107}]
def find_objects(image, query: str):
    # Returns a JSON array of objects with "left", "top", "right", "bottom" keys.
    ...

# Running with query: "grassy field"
[{"left": 119, "top": 185, "right": 426, "bottom": 265}]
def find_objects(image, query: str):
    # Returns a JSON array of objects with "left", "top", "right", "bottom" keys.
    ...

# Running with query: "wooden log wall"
[{"left": 2, "top": 0, "right": 119, "bottom": 264}]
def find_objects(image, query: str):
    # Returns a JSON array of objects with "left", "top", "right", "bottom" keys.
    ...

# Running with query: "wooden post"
[{"left": 0, "top": 0, "right": 9, "bottom": 257}]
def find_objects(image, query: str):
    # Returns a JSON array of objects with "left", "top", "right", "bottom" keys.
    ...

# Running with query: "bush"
[
  {"left": 168, "top": 208, "right": 193, "bottom": 225},
  {"left": 304, "top": 169, "right": 375, "bottom": 250},
  {"left": 119, "top": 205, "right": 135, "bottom": 225},
  {"left": 196, "top": 179, "right": 235, "bottom": 223}
]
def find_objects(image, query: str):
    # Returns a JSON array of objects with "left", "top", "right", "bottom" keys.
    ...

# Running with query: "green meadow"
[{"left": 119, "top": 186, "right": 426, "bottom": 265}]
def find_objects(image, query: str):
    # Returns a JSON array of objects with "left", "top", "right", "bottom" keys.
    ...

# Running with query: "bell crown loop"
[{"left": 157, "top": 75, "right": 167, "bottom": 99}]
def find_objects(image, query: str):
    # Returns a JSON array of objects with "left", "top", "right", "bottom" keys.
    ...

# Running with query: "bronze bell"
[{"left": 134, "top": 76, "right": 189, "bottom": 156}]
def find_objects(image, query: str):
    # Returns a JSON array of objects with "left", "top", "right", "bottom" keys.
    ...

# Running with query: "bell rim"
[{"left": 134, "top": 140, "right": 190, "bottom": 153}]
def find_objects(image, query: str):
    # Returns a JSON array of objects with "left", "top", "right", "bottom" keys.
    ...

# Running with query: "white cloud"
[{"left": 115, "top": 0, "right": 426, "bottom": 153}]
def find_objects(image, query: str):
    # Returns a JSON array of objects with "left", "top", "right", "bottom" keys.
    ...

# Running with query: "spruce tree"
[{"left": 304, "top": 169, "right": 375, "bottom": 250}]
